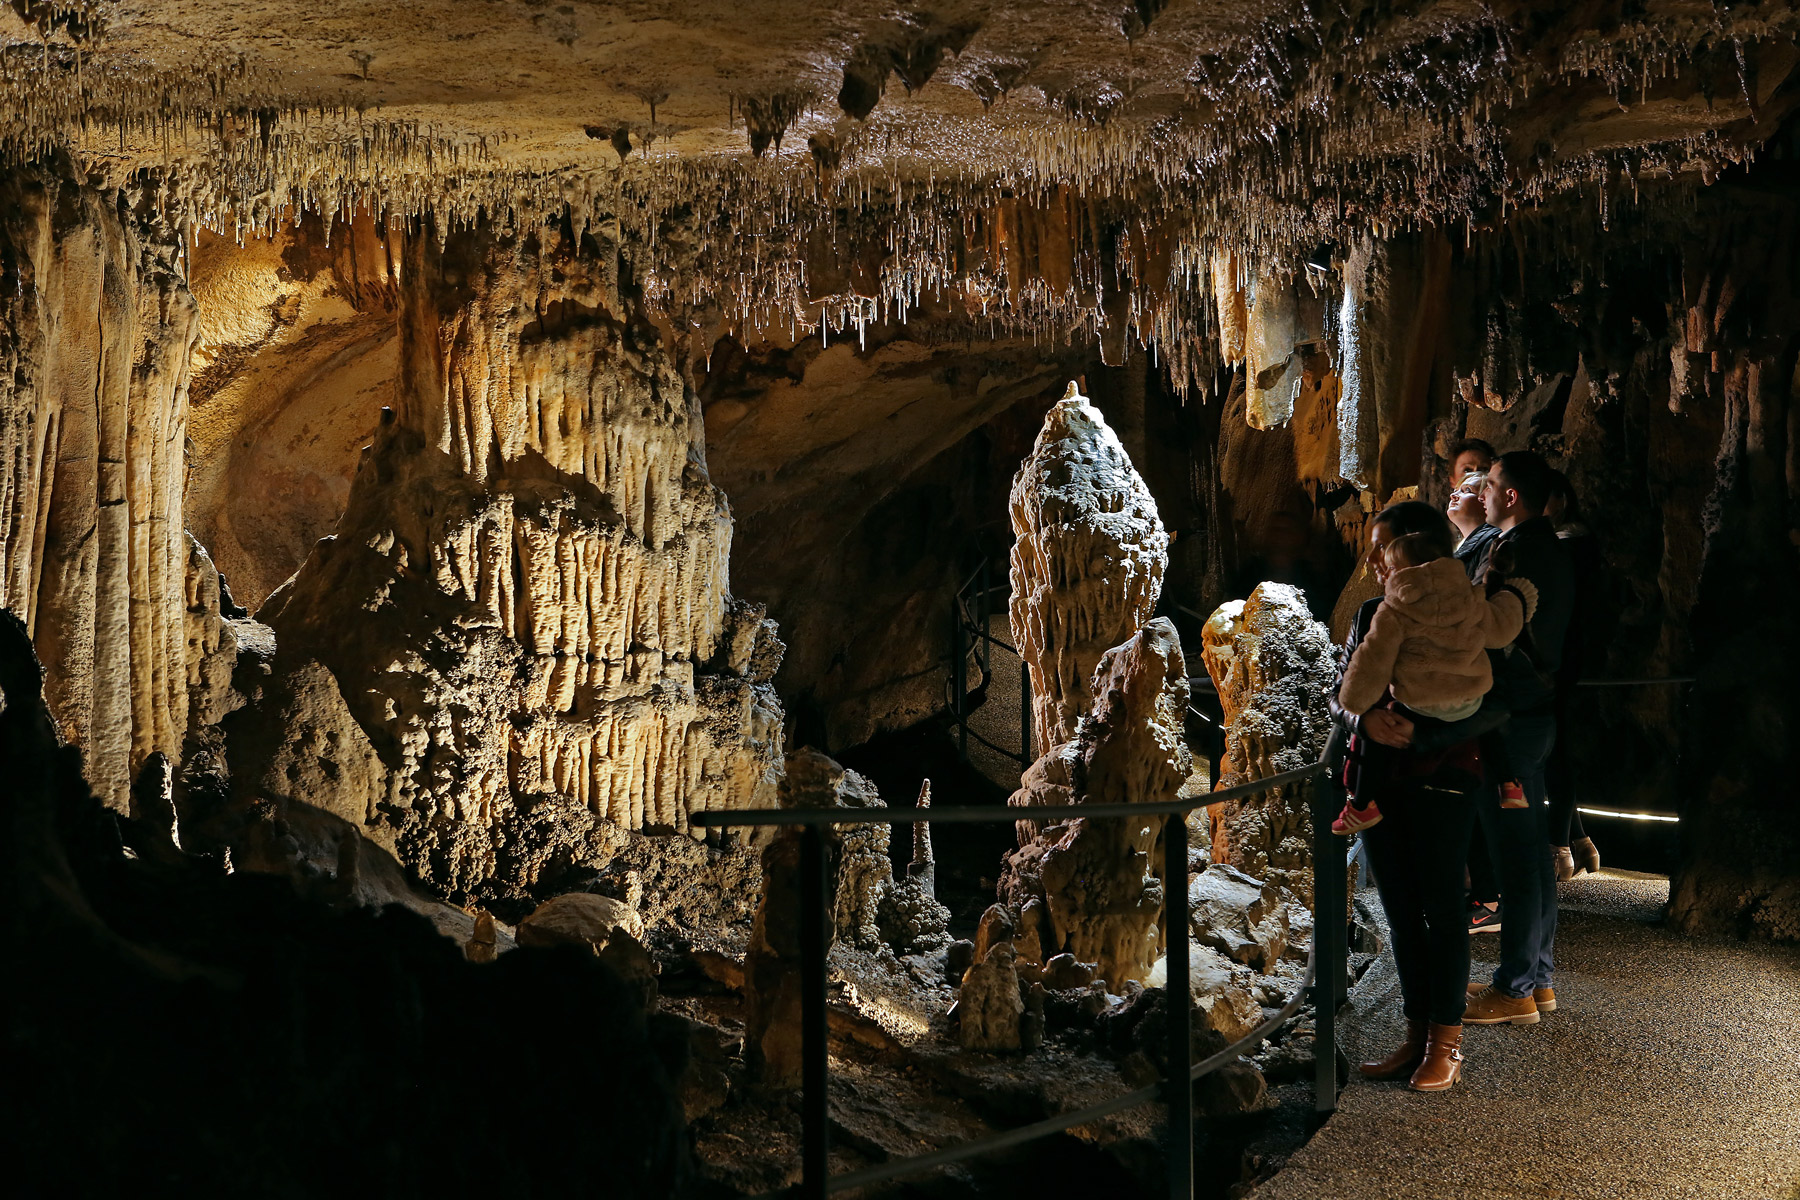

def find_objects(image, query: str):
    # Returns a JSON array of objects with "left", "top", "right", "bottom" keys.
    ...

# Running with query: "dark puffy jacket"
[{"left": 1471, "top": 516, "right": 1574, "bottom": 712}]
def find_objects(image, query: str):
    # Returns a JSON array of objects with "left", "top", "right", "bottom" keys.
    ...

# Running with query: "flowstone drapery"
[
  {"left": 999, "top": 618, "right": 1191, "bottom": 988},
  {"left": 238, "top": 217, "right": 785, "bottom": 904},
  {"left": 0, "top": 162, "right": 206, "bottom": 811},
  {"left": 1008, "top": 382, "right": 1167, "bottom": 752}
]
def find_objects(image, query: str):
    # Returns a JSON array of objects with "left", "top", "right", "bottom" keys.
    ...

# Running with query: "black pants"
[
  {"left": 1361, "top": 776, "right": 1479, "bottom": 1026},
  {"left": 1545, "top": 719, "right": 1585, "bottom": 846}
]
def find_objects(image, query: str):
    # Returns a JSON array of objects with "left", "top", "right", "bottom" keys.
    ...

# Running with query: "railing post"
[
  {"left": 1164, "top": 813, "right": 1193, "bottom": 1200},
  {"left": 800, "top": 824, "right": 830, "bottom": 1199},
  {"left": 1310, "top": 779, "right": 1340, "bottom": 1116}
]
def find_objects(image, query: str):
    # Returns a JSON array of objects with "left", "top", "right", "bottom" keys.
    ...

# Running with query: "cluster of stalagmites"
[{"left": 948, "top": 389, "right": 1321, "bottom": 1070}]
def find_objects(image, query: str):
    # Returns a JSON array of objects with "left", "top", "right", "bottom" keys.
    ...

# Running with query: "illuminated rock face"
[
  {"left": 1198, "top": 583, "right": 1336, "bottom": 903},
  {"left": 242, "top": 218, "right": 785, "bottom": 903},
  {"left": 0, "top": 166, "right": 203, "bottom": 811},
  {"left": 1001, "top": 618, "right": 1191, "bottom": 989},
  {"left": 1008, "top": 382, "right": 1168, "bottom": 752}
]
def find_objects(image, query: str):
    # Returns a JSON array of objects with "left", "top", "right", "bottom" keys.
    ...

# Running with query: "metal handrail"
[{"left": 691, "top": 755, "right": 1342, "bottom": 1200}]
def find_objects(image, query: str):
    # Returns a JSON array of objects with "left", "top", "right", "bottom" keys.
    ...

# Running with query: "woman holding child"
[{"left": 1328, "top": 500, "right": 1536, "bottom": 1092}]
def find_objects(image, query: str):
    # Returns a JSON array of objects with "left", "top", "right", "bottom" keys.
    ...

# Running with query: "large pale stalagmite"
[
  {"left": 242, "top": 217, "right": 784, "bottom": 903},
  {"left": 0, "top": 163, "right": 203, "bottom": 811},
  {"left": 1199, "top": 584, "right": 1336, "bottom": 902},
  {"left": 1008, "top": 382, "right": 1167, "bottom": 752},
  {"left": 999, "top": 618, "right": 1191, "bottom": 988}
]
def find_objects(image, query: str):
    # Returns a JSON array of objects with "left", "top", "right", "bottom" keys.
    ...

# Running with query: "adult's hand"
[{"left": 1362, "top": 709, "right": 1415, "bottom": 749}]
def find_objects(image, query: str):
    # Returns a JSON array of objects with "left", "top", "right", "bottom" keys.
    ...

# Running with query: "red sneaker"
[
  {"left": 1332, "top": 799, "right": 1383, "bottom": 835},
  {"left": 1499, "top": 781, "right": 1528, "bottom": 809}
]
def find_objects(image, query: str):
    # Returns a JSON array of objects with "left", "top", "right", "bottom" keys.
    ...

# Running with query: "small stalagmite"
[
  {"left": 999, "top": 617, "right": 1191, "bottom": 989},
  {"left": 1199, "top": 584, "right": 1337, "bottom": 903},
  {"left": 1008, "top": 381, "right": 1167, "bottom": 753}
]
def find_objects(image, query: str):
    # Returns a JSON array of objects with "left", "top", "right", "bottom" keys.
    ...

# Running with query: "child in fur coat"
[{"left": 1332, "top": 532, "right": 1539, "bottom": 834}]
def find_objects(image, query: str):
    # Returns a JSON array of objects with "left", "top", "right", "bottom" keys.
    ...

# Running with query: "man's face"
[
  {"left": 1482, "top": 462, "right": 1513, "bottom": 527},
  {"left": 1452, "top": 450, "right": 1492, "bottom": 483}
]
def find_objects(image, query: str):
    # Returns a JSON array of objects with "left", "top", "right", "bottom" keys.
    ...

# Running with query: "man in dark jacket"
[{"left": 1463, "top": 451, "right": 1574, "bottom": 1025}]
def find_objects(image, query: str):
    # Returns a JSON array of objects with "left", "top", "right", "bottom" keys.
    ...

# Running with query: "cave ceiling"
[{"left": 5, "top": 2, "right": 1799, "bottom": 350}]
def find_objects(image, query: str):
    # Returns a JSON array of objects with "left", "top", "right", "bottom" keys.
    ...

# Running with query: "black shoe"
[{"left": 1467, "top": 902, "right": 1502, "bottom": 935}]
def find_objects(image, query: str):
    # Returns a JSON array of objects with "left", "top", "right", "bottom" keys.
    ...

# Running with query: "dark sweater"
[
  {"left": 1454, "top": 524, "right": 1501, "bottom": 578},
  {"left": 1471, "top": 516, "right": 1574, "bottom": 712}
]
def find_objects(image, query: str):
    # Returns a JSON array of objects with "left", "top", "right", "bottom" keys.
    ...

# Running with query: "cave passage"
[{"left": 3, "top": 3, "right": 1799, "bottom": 1198}]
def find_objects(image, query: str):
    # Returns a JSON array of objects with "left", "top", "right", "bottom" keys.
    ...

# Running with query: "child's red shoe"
[
  {"left": 1332, "top": 799, "right": 1383, "bottom": 835},
  {"left": 1499, "top": 781, "right": 1528, "bottom": 809}
]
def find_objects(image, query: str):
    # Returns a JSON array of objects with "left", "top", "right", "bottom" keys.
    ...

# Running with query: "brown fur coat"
[{"left": 1338, "top": 556, "right": 1535, "bottom": 716}]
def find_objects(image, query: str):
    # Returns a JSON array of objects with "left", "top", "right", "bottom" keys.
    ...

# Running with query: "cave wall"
[
  {"left": 184, "top": 209, "right": 400, "bottom": 610},
  {"left": 1418, "top": 176, "right": 1800, "bottom": 939},
  {"left": 699, "top": 321, "right": 1079, "bottom": 750},
  {"left": 0, "top": 158, "right": 202, "bottom": 810}
]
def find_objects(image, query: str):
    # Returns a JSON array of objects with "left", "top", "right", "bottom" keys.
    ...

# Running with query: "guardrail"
[{"left": 691, "top": 756, "right": 1346, "bottom": 1200}]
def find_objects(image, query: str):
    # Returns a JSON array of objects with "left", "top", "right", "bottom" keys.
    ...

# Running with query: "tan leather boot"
[
  {"left": 1552, "top": 844, "right": 1576, "bottom": 882},
  {"left": 1572, "top": 836, "right": 1601, "bottom": 874},
  {"left": 1408, "top": 1023, "right": 1464, "bottom": 1092},
  {"left": 1357, "top": 1018, "right": 1428, "bottom": 1080}
]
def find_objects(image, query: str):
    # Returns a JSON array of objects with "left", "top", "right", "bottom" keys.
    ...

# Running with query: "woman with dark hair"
[
  {"left": 1545, "top": 471, "right": 1603, "bottom": 878},
  {"left": 1332, "top": 499, "right": 1491, "bottom": 1091}
]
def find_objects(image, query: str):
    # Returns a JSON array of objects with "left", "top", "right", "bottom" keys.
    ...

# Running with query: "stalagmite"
[
  {"left": 1008, "top": 382, "right": 1167, "bottom": 753},
  {"left": 1198, "top": 584, "right": 1336, "bottom": 903},
  {"left": 999, "top": 618, "right": 1191, "bottom": 989}
]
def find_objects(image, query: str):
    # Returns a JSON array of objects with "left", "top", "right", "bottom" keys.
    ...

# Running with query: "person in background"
[
  {"left": 1449, "top": 438, "right": 1496, "bottom": 490},
  {"left": 1462, "top": 452, "right": 1574, "bottom": 1026},
  {"left": 1545, "top": 470, "right": 1603, "bottom": 879},
  {"left": 1448, "top": 466, "right": 1504, "bottom": 931},
  {"left": 1448, "top": 468, "right": 1501, "bottom": 572}
]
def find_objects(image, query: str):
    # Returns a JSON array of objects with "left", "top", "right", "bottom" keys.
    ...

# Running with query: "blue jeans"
[{"left": 1476, "top": 710, "right": 1558, "bottom": 997}]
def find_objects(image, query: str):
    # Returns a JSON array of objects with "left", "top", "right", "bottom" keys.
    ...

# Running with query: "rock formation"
[
  {"left": 0, "top": 161, "right": 203, "bottom": 811},
  {"left": 1, "top": 605, "right": 692, "bottom": 1198},
  {"left": 230, "top": 216, "right": 786, "bottom": 905},
  {"left": 1000, "top": 618, "right": 1191, "bottom": 989},
  {"left": 1008, "top": 382, "right": 1168, "bottom": 752},
  {"left": 1245, "top": 270, "right": 1303, "bottom": 431},
  {"left": 1199, "top": 584, "right": 1337, "bottom": 902},
  {"left": 745, "top": 748, "right": 950, "bottom": 1083}
]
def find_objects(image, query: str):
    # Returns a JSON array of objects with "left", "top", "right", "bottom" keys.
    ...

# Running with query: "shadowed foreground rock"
[{"left": 1, "top": 609, "right": 691, "bottom": 1198}]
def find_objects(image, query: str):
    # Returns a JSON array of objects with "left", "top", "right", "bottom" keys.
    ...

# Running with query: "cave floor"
[{"left": 1250, "top": 870, "right": 1800, "bottom": 1200}]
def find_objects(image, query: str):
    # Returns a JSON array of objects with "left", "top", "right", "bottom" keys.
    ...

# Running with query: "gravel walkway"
[{"left": 1251, "top": 869, "right": 1800, "bottom": 1200}]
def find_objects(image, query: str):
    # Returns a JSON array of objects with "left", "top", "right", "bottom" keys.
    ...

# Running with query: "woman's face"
[
  {"left": 1368, "top": 521, "right": 1397, "bottom": 584},
  {"left": 1447, "top": 473, "right": 1485, "bottom": 530}
]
